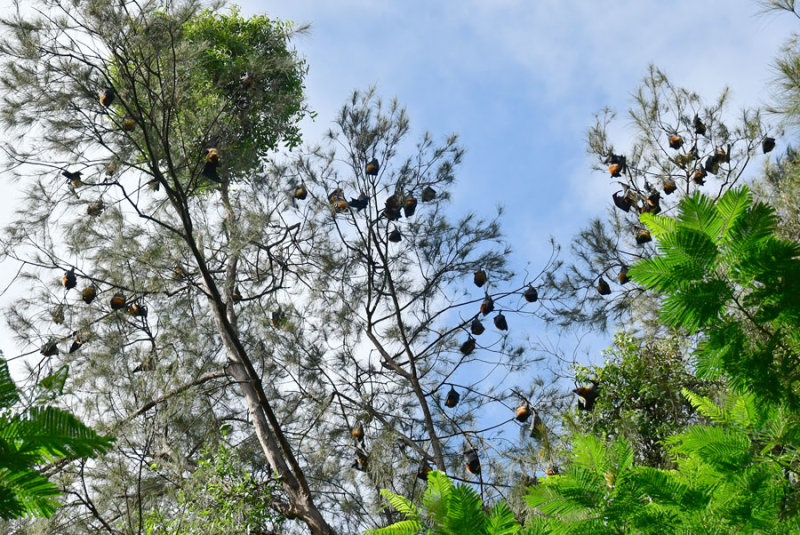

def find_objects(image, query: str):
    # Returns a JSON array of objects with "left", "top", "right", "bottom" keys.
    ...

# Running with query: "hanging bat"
[
  {"left": 473, "top": 269, "right": 487, "bottom": 287},
  {"left": 493, "top": 312, "right": 508, "bottom": 331},
  {"left": 470, "top": 318, "right": 485, "bottom": 335},
  {"left": 365, "top": 158, "right": 379, "bottom": 176},
  {"left": 524, "top": 285, "right": 538, "bottom": 303},
  {"left": 464, "top": 449, "right": 480, "bottom": 476},
  {"left": 110, "top": 293, "right": 126, "bottom": 310},
  {"left": 62, "top": 170, "right": 83, "bottom": 188},
  {"left": 99, "top": 87, "right": 116, "bottom": 107},
  {"left": 515, "top": 400, "right": 531, "bottom": 422},
  {"left": 403, "top": 197, "right": 417, "bottom": 217},
  {"left": 41, "top": 340, "right": 59, "bottom": 357},
  {"left": 445, "top": 385, "right": 460, "bottom": 407},
  {"left": 62, "top": 268, "right": 77, "bottom": 290},
  {"left": 348, "top": 193, "right": 368, "bottom": 210},
  {"left": 763, "top": 137, "right": 776, "bottom": 154},
  {"left": 82, "top": 285, "right": 97, "bottom": 304},
  {"left": 87, "top": 200, "right": 104, "bottom": 216},
  {"left": 597, "top": 277, "right": 611, "bottom": 295},
  {"left": 388, "top": 229, "right": 401, "bottom": 242},
  {"left": 480, "top": 296, "right": 494, "bottom": 316},
  {"left": 421, "top": 186, "right": 436, "bottom": 202},
  {"left": 459, "top": 337, "right": 476, "bottom": 356},
  {"left": 669, "top": 135, "right": 683, "bottom": 150},
  {"left": 693, "top": 115, "right": 706, "bottom": 136}
]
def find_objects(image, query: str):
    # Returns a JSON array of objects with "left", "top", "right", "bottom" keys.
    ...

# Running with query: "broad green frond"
[
  {"left": 486, "top": 502, "right": 521, "bottom": 535},
  {"left": 659, "top": 279, "right": 729, "bottom": 332},
  {"left": 640, "top": 212, "right": 677, "bottom": 238},
  {"left": 439, "top": 485, "right": 487, "bottom": 534},
  {"left": 379, "top": 489, "right": 421, "bottom": 520},
  {"left": 0, "top": 466, "right": 60, "bottom": 519},
  {"left": 677, "top": 192, "right": 720, "bottom": 235},
  {"left": 2, "top": 407, "right": 114, "bottom": 460},
  {"left": 0, "top": 358, "right": 18, "bottom": 410},
  {"left": 365, "top": 519, "right": 425, "bottom": 535},
  {"left": 713, "top": 186, "right": 752, "bottom": 240}
]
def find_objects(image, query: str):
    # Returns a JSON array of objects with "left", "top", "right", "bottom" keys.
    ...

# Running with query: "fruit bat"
[
  {"left": 110, "top": 293, "right": 126, "bottom": 310},
  {"left": 351, "top": 423, "right": 365, "bottom": 440},
  {"left": 62, "top": 268, "right": 77, "bottom": 290},
  {"left": 617, "top": 267, "right": 629, "bottom": 285},
  {"left": 459, "top": 337, "right": 476, "bottom": 356},
  {"left": 404, "top": 197, "right": 417, "bottom": 217},
  {"left": 294, "top": 185, "right": 308, "bottom": 200},
  {"left": 232, "top": 286, "right": 243, "bottom": 303},
  {"left": 763, "top": 136, "right": 776, "bottom": 154},
  {"left": 82, "top": 285, "right": 97, "bottom": 304},
  {"left": 126, "top": 303, "right": 147, "bottom": 317},
  {"left": 473, "top": 269, "right": 487, "bottom": 287},
  {"left": 240, "top": 72, "right": 255, "bottom": 89},
  {"left": 87, "top": 200, "right": 104, "bottom": 216},
  {"left": 417, "top": 462, "right": 433, "bottom": 481},
  {"left": 606, "top": 153, "right": 626, "bottom": 177},
  {"left": 99, "top": 87, "right": 116, "bottom": 107},
  {"left": 445, "top": 385, "right": 460, "bottom": 407},
  {"left": 545, "top": 465, "right": 559, "bottom": 476},
  {"left": 612, "top": 191, "right": 632, "bottom": 212},
  {"left": 573, "top": 381, "right": 599, "bottom": 411},
  {"left": 421, "top": 186, "right": 436, "bottom": 202},
  {"left": 470, "top": 318, "right": 485, "bottom": 335},
  {"left": 493, "top": 312, "right": 508, "bottom": 331},
  {"left": 202, "top": 148, "right": 220, "bottom": 182},
  {"left": 328, "top": 188, "right": 344, "bottom": 203},
  {"left": 382, "top": 206, "right": 401, "bottom": 220},
  {"left": 529, "top": 411, "right": 545, "bottom": 440},
  {"left": 635, "top": 229, "right": 652, "bottom": 245},
  {"left": 693, "top": 167, "right": 707, "bottom": 185},
  {"left": 480, "top": 296, "right": 494, "bottom": 316},
  {"left": 663, "top": 180, "right": 677, "bottom": 195},
  {"left": 69, "top": 331, "right": 85, "bottom": 354},
  {"left": 62, "top": 170, "right": 83, "bottom": 188},
  {"left": 515, "top": 400, "right": 531, "bottom": 422},
  {"left": 669, "top": 135, "right": 683, "bottom": 150},
  {"left": 352, "top": 449, "right": 368, "bottom": 471},
  {"left": 524, "top": 285, "right": 538, "bottom": 303},
  {"left": 365, "top": 158, "right": 379, "bottom": 176},
  {"left": 41, "top": 340, "right": 59, "bottom": 357},
  {"left": 272, "top": 308, "right": 287, "bottom": 328},
  {"left": 597, "top": 277, "right": 611, "bottom": 295},
  {"left": 704, "top": 154, "right": 720, "bottom": 175},
  {"left": 645, "top": 191, "right": 661, "bottom": 213},
  {"left": 334, "top": 199, "right": 350, "bottom": 213},
  {"left": 122, "top": 117, "right": 135, "bottom": 131},
  {"left": 693, "top": 115, "right": 706, "bottom": 136},
  {"left": 348, "top": 193, "right": 368, "bottom": 211},
  {"left": 464, "top": 449, "right": 480, "bottom": 476},
  {"left": 388, "top": 229, "right": 401, "bottom": 242}
]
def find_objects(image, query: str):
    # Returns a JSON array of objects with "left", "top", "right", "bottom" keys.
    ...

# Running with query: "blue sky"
[
  {"left": 0, "top": 1, "right": 796, "bottom": 366},
  {"left": 238, "top": 0, "right": 799, "bottom": 359}
]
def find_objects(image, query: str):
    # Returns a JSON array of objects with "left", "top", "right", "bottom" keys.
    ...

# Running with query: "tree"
[
  {"left": 367, "top": 470, "right": 537, "bottom": 535},
  {"left": 525, "top": 186, "right": 800, "bottom": 533},
  {"left": 0, "top": 0, "right": 334, "bottom": 532},
  {"left": 570, "top": 332, "right": 719, "bottom": 469},
  {"left": 0, "top": 355, "right": 114, "bottom": 520},
  {"left": 544, "top": 66, "right": 774, "bottom": 332},
  {"left": 0, "top": 1, "right": 556, "bottom": 533}
]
